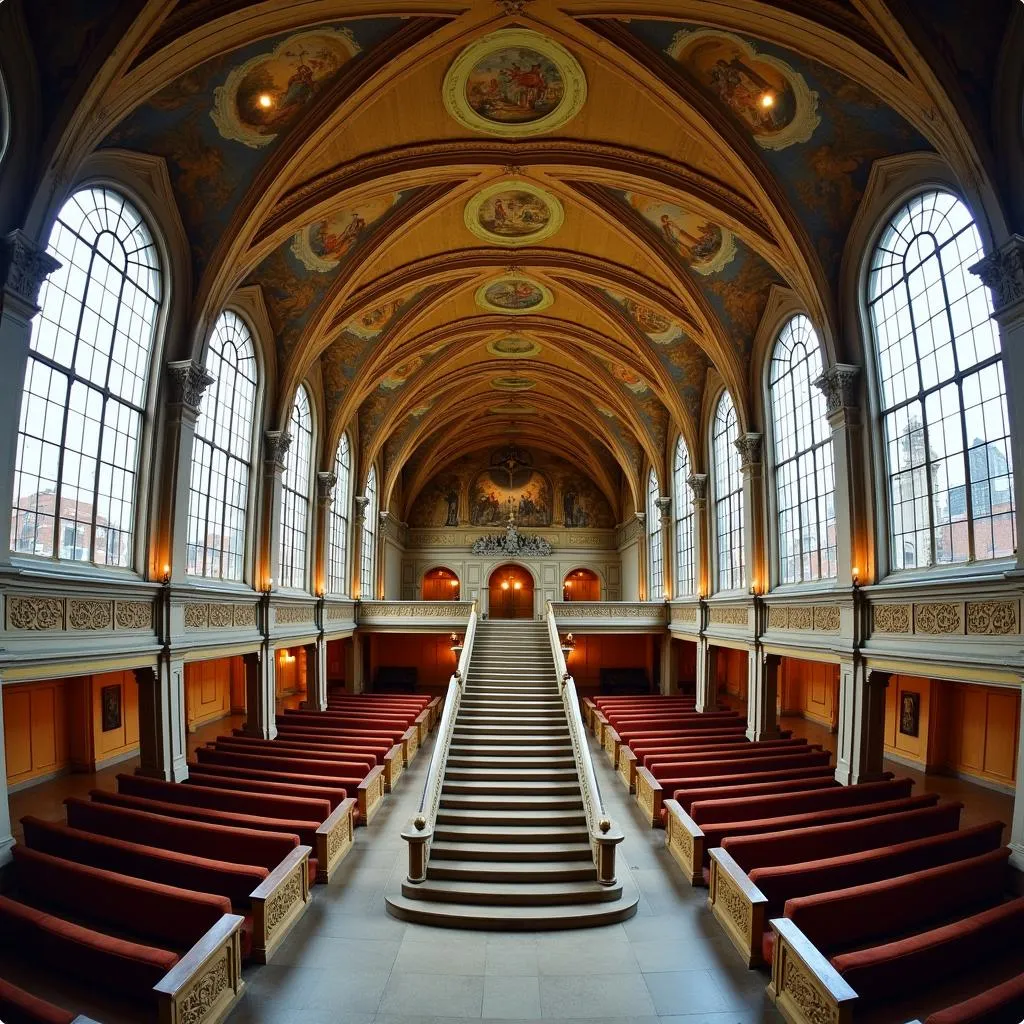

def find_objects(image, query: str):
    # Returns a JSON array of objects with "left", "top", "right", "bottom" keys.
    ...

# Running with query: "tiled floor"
[{"left": 226, "top": 727, "right": 784, "bottom": 1024}]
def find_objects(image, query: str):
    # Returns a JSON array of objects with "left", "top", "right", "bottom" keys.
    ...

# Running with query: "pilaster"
[
  {"left": 814, "top": 364, "right": 863, "bottom": 586},
  {"left": 747, "top": 649, "right": 781, "bottom": 742},
  {"left": 346, "top": 632, "right": 365, "bottom": 694},
  {"left": 0, "top": 231, "right": 61, "bottom": 569},
  {"left": 261, "top": 431, "right": 292, "bottom": 590},
  {"left": 314, "top": 470, "right": 337, "bottom": 597},
  {"left": 353, "top": 495, "right": 370, "bottom": 598},
  {"left": 734, "top": 433, "right": 763, "bottom": 592},
  {"left": 655, "top": 495, "right": 672, "bottom": 600},
  {"left": 834, "top": 660, "right": 889, "bottom": 785},
  {"left": 303, "top": 637, "right": 328, "bottom": 712},
  {"left": 0, "top": 679, "right": 14, "bottom": 864},
  {"left": 163, "top": 359, "right": 214, "bottom": 582},
  {"left": 971, "top": 236, "right": 1024, "bottom": 575},
  {"left": 659, "top": 634, "right": 678, "bottom": 695},
  {"left": 135, "top": 655, "right": 188, "bottom": 782},
  {"left": 688, "top": 473, "right": 709, "bottom": 598},
  {"left": 242, "top": 644, "right": 277, "bottom": 739},
  {"left": 695, "top": 609, "right": 717, "bottom": 713},
  {"left": 1010, "top": 691, "right": 1024, "bottom": 873}
]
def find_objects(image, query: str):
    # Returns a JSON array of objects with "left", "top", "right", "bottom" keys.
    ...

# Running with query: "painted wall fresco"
[
  {"left": 408, "top": 447, "right": 614, "bottom": 529},
  {"left": 102, "top": 18, "right": 406, "bottom": 280},
  {"left": 612, "top": 189, "right": 782, "bottom": 356},
  {"left": 620, "top": 20, "right": 931, "bottom": 289}
]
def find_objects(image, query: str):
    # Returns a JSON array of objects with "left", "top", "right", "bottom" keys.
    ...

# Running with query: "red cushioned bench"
[
  {"left": 3, "top": 847, "right": 245, "bottom": 1020},
  {"left": 209, "top": 738, "right": 377, "bottom": 774},
  {"left": 0, "top": 976, "right": 94, "bottom": 1024},
  {"left": 643, "top": 742, "right": 820, "bottom": 774},
  {"left": 673, "top": 774, "right": 838, "bottom": 814},
  {"left": 768, "top": 852, "right": 1022, "bottom": 1024},
  {"left": 920, "top": 969, "right": 1024, "bottom": 1024},
  {"left": 708, "top": 819, "right": 1001, "bottom": 967},
  {"left": 184, "top": 770, "right": 347, "bottom": 809}
]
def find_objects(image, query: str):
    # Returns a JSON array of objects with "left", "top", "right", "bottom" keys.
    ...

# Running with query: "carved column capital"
[
  {"left": 264, "top": 430, "right": 292, "bottom": 470},
  {"left": 971, "top": 234, "right": 1024, "bottom": 320},
  {"left": 687, "top": 473, "right": 708, "bottom": 503},
  {"left": 167, "top": 359, "right": 215, "bottom": 413},
  {"left": 814, "top": 363, "right": 860, "bottom": 416},
  {"left": 655, "top": 496, "right": 672, "bottom": 523},
  {"left": 316, "top": 471, "right": 337, "bottom": 506},
  {"left": 353, "top": 495, "right": 370, "bottom": 526},
  {"left": 734, "top": 432, "right": 763, "bottom": 470},
  {"left": 3, "top": 230, "right": 61, "bottom": 312}
]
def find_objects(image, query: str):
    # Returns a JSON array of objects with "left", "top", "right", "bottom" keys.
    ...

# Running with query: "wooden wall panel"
[
  {"left": 716, "top": 648, "right": 748, "bottom": 702},
  {"left": 275, "top": 648, "right": 307, "bottom": 697},
  {"left": 3, "top": 680, "right": 72, "bottom": 787},
  {"left": 566, "top": 634, "right": 655, "bottom": 693},
  {"left": 368, "top": 633, "right": 457, "bottom": 693},
  {"left": 780, "top": 658, "right": 838, "bottom": 728},
  {"left": 184, "top": 658, "right": 234, "bottom": 730},
  {"left": 91, "top": 671, "right": 139, "bottom": 766}
]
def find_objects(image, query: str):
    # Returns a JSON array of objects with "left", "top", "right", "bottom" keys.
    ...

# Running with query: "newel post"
[
  {"left": 594, "top": 817, "right": 625, "bottom": 885},
  {"left": 403, "top": 814, "right": 432, "bottom": 883}
]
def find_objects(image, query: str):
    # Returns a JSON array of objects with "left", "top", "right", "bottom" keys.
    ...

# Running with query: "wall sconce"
[
  {"left": 263, "top": 577, "right": 274, "bottom": 597},
  {"left": 851, "top": 566, "right": 861, "bottom": 589},
  {"left": 449, "top": 632, "right": 464, "bottom": 653},
  {"left": 161, "top": 563, "right": 171, "bottom": 586},
  {"left": 449, "top": 578, "right": 459, "bottom": 588},
  {"left": 514, "top": 581, "right": 522, "bottom": 590},
  {"left": 560, "top": 632, "right": 576, "bottom": 655},
  {"left": 501, "top": 580, "right": 510, "bottom": 591}
]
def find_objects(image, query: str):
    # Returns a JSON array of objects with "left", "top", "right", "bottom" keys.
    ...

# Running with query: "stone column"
[
  {"left": 0, "top": 679, "right": 15, "bottom": 864},
  {"left": 163, "top": 360, "right": 214, "bottom": 581},
  {"left": 242, "top": 645, "right": 277, "bottom": 739},
  {"left": 659, "top": 636, "right": 678, "bottom": 696},
  {"left": 135, "top": 655, "right": 188, "bottom": 782},
  {"left": 346, "top": 632, "right": 365, "bottom": 694},
  {"left": 352, "top": 495, "right": 370, "bottom": 598},
  {"left": 656, "top": 495, "right": 673, "bottom": 600},
  {"left": 814, "top": 364, "right": 864, "bottom": 586},
  {"left": 0, "top": 232, "right": 60, "bottom": 568},
  {"left": 1010, "top": 692, "right": 1024, "bottom": 873},
  {"left": 695, "top": 604, "right": 718, "bottom": 713},
  {"left": 834, "top": 659, "right": 889, "bottom": 785},
  {"left": 734, "top": 434, "right": 764, "bottom": 593},
  {"left": 303, "top": 639, "right": 328, "bottom": 712},
  {"left": 688, "top": 473, "right": 709, "bottom": 597},
  {"left": 747, "top": 648, "right": 781, "bottom": 742},
  {"left": 314, "top": 470, "right": 337, "bottom": 597},
  {"left": 634, "top": 511, "right": 647, "bottom": 602},
  {"left": 971, "top": 236, "right": 1024, "bottom": 574},
  {"left": 261, "top": 431, "right": 291, "bottom": 590}
]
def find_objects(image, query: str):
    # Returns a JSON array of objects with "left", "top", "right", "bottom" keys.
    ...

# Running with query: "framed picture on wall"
[
  {"left": 899, "top": 690, "right": 920, "bottom": 738},
  {"left": 101, "top": 684, "right": 122, "bottom": 733}
]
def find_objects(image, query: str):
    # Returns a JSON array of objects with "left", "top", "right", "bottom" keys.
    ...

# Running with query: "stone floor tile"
[
  {"left": 642, "top": 970, "right": 732, "bottom": 1017},
  {"left": 378, "top": 972, "right": 486, "bottom": 1017},
  {"left": 483, "top": 976, "right": 543, "bottom": 1019},
  {"left": 394, "top": 936, "right": 488, "bottom": 975},
  {"left": 538, "top": 974, "right": 657, "bottom": 1018}
]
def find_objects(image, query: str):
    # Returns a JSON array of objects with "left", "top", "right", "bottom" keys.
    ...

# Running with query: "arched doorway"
[
  {"left": 488, "top": 564, "right": 534, "bottom": 619},
  {"left": 563, "top": 568, "right": 600, "bottom": 601},
  {"left": 422, "top": 567, "right": 460, "bottom": 600}
]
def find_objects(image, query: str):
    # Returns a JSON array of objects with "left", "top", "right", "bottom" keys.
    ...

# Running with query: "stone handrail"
[
  {"left": 402, "top": 600, "right": 478, "bottom": 882},
  {"left": 546, "top": 600, "right": 624, "bottom": 885}
]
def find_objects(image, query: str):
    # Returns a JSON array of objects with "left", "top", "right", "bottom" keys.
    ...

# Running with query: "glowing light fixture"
[
  {"left": 501, "top": 580, "right": 510, "bottom": 590},
  {"left": 258, "top": 93, "right": 274, "bottom": 109},
  {"left": 760, "top": 91, "right": 775, "bottom": 108}
]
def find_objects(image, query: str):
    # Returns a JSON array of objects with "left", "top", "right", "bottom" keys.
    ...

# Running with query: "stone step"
[
  {"left": 446, "top": 755, "right": 577, "bottom": 769},
  {"left": 442, "top": 779, "right": 582, "bottom": 795},
  {"left": 427, "top": 859, "right": 596, "bottom": 883},
  {"left": 445, "top": 766, "right": 579, "bottom": 782},
  {"left": 436, "top": 808, "right": 586, "bottom": 827},
  {"left": 448, "top": 745, "right": 573, "bottom": 758},
  {"left": 432, "top": 823, "right": 591, "bottom": 844},
  {"left": 400, "top": 878, "right": 618, "bottom": 907},
  {"left": 452, "top": 734, "right": 570, "bottom": 747},
  {"left": 429, "top": 840, "right": 593, "bottom": 862},
  {"left": 440, "top": 793, "right": 583, "bottom": 811}
]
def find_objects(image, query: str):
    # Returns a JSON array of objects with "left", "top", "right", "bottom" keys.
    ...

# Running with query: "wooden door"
[{"left": 488, "top": 564, "right": 534, "bottom": 619}]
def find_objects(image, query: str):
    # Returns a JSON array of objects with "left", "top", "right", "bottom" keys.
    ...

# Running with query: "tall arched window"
[
  {"left": 673, "top": 436, "right": 695, "bottom": 596},
  {"left": 769, "top": 315, "right": 837, "bottom": 583},
  {"left": 11, "top": 187, "right": 162, "bottom": 566},
  {"left": 327, "top": 433, "right": 352, "bottom": 595},
  {"left": 186, "top": 310, "right": 257, "bottom": 581},
  {"left": 713, "top": 391, "right": 745, "bottom": 591},
  {"left": 279, "top": 386, "right": 313, "bottom": 589},
  {"left": 646, "top": 468, "right": 664, "bottom": 599},
  {"left": 360, "top": 465, "right": 378, "bottom": 599},
  {"left": 868, "top": 190, "right": 1015, "bottom": 570}
]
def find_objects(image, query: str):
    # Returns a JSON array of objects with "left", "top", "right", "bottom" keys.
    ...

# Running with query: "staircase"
[{"left": 385, "top": 619, "right": 638, "bottom": 928}]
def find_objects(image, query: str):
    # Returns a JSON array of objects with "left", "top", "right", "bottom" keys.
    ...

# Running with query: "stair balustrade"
[
  {"left": 402, "top": 600, "right": 479, "bottom": 882},
  {"left": 545, "top": 600, "right": 624, "bottom": 885}
]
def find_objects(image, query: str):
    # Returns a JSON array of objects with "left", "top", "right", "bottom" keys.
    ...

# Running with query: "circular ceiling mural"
[
  {"left": 475, "top": 275, "right": 553, "bottom": 315},
  {"left": 465, "top": 180, "right": 564, "bottom": 247},
  {"left": 490, "top": 400, "right": 538, "bottom": 414},
  {"left": 486, "top": 335, "right": 543, "bottom": 359},
  {"left": 442, "top": 29, "right": 587, "bottom": 138},
  {"left": 491, "top": 376, "right": 536, "bottom": 391}
]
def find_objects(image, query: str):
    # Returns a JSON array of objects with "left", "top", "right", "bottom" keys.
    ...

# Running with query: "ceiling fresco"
[{"left": 26, "top": 0, "right": 1013, "bottom": 521}]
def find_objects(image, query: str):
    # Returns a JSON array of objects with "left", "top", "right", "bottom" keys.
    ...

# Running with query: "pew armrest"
[
  {"left": 358, "top": 766, "right": 385, "bottom": 825},
  {"left": 664, "top": 798, "right": 704, "bottom": 886},
  {"left": 768, "top": 917, "right": 857, "bottom": 1024},
  {"left": 315, "top": 797, "right": 356, "bottom": 881},
  {"left": 402, "top": 726, "right": 419, "bottom": 766},
  {"left": 249, "top": 845, "right": 311, "bottom": 963},
  {"left": 414, "top": 711, "right": 430, "bottom": 745},
  {"left": 635, "top": 766, "right": 663, "bottom": 828},
  {"left": 426, "top": 697, "right": 442, "bottom": 730},
  {"left": 708, "top": 847, "right": 768, "bottom": 967},
  {"left": 618, "top": 747, "right": 637, "bottom": 792},
  {"left": 154, "top": 913, "right": 245, "bottom": 1024},
  {"left": 603, "top": 726, "right": 621, "bottom": 766},
  {"left": 384, "top": 744, "right": 404, "bottom": 793}
]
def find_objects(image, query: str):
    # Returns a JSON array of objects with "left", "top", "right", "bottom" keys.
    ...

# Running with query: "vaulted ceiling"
[{"left": 21, "top": 0, "right": 1020, "bottom": 523}]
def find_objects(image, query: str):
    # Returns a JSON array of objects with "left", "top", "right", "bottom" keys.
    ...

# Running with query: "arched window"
[
  {"left": 327, "top": 433, "right": 352, "bottom": 595},
  {"left": 713, "top": 391, "right": 745, "bottom": 591},
  {"left": 186, "top": 310, "right": 257, "bottom": 581},
  {"left": 769, "top": 315, "right": 837, "bottom": 583},
  {"left": 279, "top": 386, "right": 313, "bottom": 589},
  {"left": 673, "top": 436, "right": 695, "bottom": 596},
  {"left": 868, "top": 190, "right": 1015, "bottom": 569},
  {"left": 360, "top": 465, "right": 378, "bottom": 599},
  {"left": 11, "top": 187, "right": 161, "bottom": 566},
  {"left": 646, "top": 468, "right": 664, "bottom": 599}
]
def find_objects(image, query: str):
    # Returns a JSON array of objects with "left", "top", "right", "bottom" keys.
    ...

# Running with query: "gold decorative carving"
[
  {"left": 177, "top": 951, "right": 230, "bottom": 1024},
  {"left": 671, "top": 604, "right": 697, "bottom": 623},
  {"left": 183, "top": 604, "right": 209, "bottom": 630},
  {"left": 873, "top": 604, "right": 911, "bottom": 634},
  {"left": 265, "top": 868, "right": 303, "bottom": 935},
  {"left": 781, "top": 953, "right": 840, "bottom": 1024},
  {"left": 325, "top": 604, "right": 350, "bottom": 621},
  {"left": 767, "top": 606, "right": 788, "bottom": 630},
  {"left": 715, "top": 869, "right": 751, "bottom": 934},
  {"left": 67, "top": 599, "right": 113, "bottom": 631},
  {"left": 813, "top": 605, "right": 841, "bottom": 632},
  {"left": 788, "top": 606, "right": 813, "bottom": 630},
  {"left": 668, "top": 819, "right": 693, "bottom": 863},
  {"left": 233, "top": 604, "right": 257, "bottom": 628},
  {"left": 115, "top": 600, "right": 152, "bottom": 630},
  {"left": 275, "top": 605, "right": 314, "bottom": 625},
  {"left": 914, "top": 601, "right": 963, "bottom": 635},
  {"left": 965, "top": 600, "right": 1018, "bottom": 635},
  {"left": 328, "top": 812, "right": 353, "bottom": 861},
  {"left": 7, "top": 596, "right": 64, "bottom": 630},
  {"left": 709, "top": 606, "right": 747, "bottom": 626},
  {"left": 208, "top": 603, "right": 234, "bottom": 628}
]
